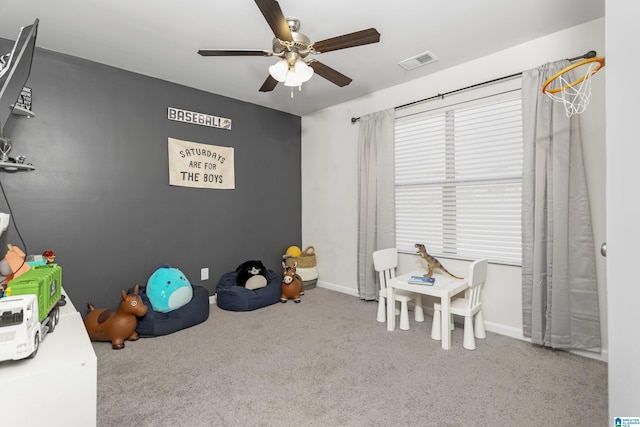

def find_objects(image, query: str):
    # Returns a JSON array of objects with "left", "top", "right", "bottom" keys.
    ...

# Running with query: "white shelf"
[
  {"left": 10, "top": 105, "right": 36, "bottom": 118},
  {"left": 0, "top": 161, "right": 35, "bottom": 171},
  {"left": 0, "top": 289, "right": 97, "bottom": 426}
]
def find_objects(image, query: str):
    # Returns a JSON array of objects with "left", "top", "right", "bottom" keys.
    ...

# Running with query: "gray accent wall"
[{"left": 0, "top": 41, "right": 301, "bottom": 309}]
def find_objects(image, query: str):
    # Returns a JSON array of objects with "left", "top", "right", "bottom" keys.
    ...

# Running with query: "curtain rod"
[{"left": 350, "top": 50, "right": 597, "bottom": 124}]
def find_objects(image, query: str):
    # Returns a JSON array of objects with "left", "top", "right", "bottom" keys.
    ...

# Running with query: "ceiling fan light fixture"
[
  {"left": 283, "top": 73, "right": 302, "bottom": 87},
  {"left": 294, "top": 60, "right": 314, "bottom": 81},
  {"left": 283, "top": 60, "right": 313, "bottom": 87},
  {"left": 268, "top": 59, "right": 289, "bottom": 82}
]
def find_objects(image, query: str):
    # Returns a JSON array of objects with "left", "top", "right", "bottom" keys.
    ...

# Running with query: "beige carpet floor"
[{"left": 93, "top": 286, "right": 607, "bottom": 426}]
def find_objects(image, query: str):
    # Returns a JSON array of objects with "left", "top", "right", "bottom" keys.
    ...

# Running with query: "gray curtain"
[
  {"left": 521, "top": 60, "right": 601, "bottom": 351},
  {"left": 357, "top": 109, "right": 395, "bottom": 301}
]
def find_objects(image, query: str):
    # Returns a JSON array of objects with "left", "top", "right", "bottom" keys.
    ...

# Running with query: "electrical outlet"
[{"left": 201, "top": 268, "right": 209, "bottom": 281}]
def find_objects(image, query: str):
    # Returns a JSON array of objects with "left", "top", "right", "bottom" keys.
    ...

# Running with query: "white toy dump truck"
[{"left": 0, "top": 264, "right": 63, "bottom": 361}]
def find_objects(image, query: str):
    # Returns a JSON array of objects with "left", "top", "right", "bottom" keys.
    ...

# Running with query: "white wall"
[
  {"left": 605, "top": 0, "right": 640, "bottom": 417},
  {"left": 302, "top": 19, "right": 607, "bottom": 356}
]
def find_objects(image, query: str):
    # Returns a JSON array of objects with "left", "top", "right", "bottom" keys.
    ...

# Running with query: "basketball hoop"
[{"left": 541, "top": 56, "right": 605, "bottom": 117}]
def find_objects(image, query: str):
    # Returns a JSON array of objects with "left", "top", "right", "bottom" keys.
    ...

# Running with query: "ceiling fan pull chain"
[{"left": 290, "top": 84, "right": 304, "bottom": 99}]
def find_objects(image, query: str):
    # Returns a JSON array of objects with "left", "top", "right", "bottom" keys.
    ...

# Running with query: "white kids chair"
[
  {"left": 430, "top": 259, "right": 488, "bottom": 350},
  {"left": 373, "top": 248, "right": 424, "bottom": 330}
]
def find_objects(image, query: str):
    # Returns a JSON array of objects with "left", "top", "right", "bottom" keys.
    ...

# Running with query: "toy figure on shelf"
[
  {"left": 42, "top": 250, "right": 56, "bottom": 264},
  {"left": 0, "top": 244, "right": 31, "bottom": 296},
  {"left": 84, "top": 284, "right": 148, "bottom": 349}
]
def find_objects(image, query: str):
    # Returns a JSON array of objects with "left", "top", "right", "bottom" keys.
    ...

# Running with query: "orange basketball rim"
[{"left": 542, "top": 56, "right": 605, "bottom": 94}]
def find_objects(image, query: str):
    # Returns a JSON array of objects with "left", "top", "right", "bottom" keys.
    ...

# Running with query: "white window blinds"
[{"left": 395, "top": 92, "right": 523, "bottom": 265}]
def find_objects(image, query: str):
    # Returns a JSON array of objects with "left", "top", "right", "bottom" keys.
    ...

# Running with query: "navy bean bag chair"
[
  {"left": 216, "top": 269, "right": 282, "bottom": 311},
  {"left": 131, "top": 285, "right": 210, "bottom": 337}
]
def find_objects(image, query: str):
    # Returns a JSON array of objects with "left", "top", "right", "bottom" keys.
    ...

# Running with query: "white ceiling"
[{"left": 0, "top": 0, "right": 605, "bottom": 117}]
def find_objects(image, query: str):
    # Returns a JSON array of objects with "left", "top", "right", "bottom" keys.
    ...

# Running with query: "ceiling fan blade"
[
  {"left": 198, "top": 49, "right": 273, "bottom": 57},
  {"left": 254, "top": 0, "right": 293, "bottom": 42},
  {"left": 259, "top": 75, "right": 279, "bottom": 92},
  {"left": 313, "top": 28, "right": 381, "bottom": 53},
  {"left": 309, "top": 61, "right": 352, "bottom": 87}
]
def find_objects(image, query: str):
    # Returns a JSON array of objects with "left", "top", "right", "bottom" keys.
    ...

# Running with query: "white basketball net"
[{"left": 544, "top": 62, "right": 598, "bottom": 118}]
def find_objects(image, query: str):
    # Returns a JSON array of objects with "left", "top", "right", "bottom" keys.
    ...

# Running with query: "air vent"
[{"left": 398, "top": 51, "right": 439, "bottom": 71}]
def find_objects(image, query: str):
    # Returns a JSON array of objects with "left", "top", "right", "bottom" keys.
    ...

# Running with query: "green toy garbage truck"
[{"left": 0, "top": 264, "right": 63, "bottom": 361}]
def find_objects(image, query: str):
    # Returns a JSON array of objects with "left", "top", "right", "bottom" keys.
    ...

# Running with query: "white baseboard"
[
  {"left": 483, "top": 320, "right": 526, "bottom": 340},
  {"left": 569, "top": 348, "right": 608, "bottom": 362},
  {"left": 209, "top": 294, "right": 216, "bottom": 305},
  {"left": 317, "top": 280, "right": 360, "bottom": 297}
]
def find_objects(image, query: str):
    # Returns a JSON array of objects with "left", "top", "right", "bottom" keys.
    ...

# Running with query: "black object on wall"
[{"left": 0, "top": 40, "right": 301, "bottom": 310}]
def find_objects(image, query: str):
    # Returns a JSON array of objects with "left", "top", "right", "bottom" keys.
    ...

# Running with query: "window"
[{"left": 395, "top": 88, "right": 523, "bottom": 265}]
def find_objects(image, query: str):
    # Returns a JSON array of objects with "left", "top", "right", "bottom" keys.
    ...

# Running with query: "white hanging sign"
[
  {"left": 168, "top": 137, "right": 235, "bottom": 189},
  {"left": 167, "top": 107, "right": 232, "bottom": 130}
]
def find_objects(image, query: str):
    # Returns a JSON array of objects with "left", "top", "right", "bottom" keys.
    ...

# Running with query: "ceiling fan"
[{"left": 197, "top": 0, "right": 381, "bottom": 95}]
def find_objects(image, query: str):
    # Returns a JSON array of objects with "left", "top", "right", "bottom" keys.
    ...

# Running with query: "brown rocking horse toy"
[
  {"left": 281, "top": 261, "right": 304, "bottom": 303},
  {"left": 84, "top": 284, "right": 148, "bottom": 349}
]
